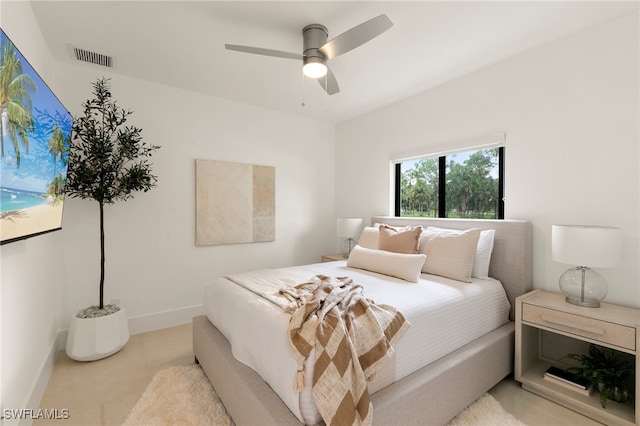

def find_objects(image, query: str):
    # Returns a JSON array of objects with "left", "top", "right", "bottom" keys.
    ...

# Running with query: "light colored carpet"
[
  {"left": 447, "top": 392, "right": 526, "bottom": 426},
  {"left": 122, "top": 365, "right": 233, "bottom": 426},
  {"left": 123, "top": 365, "right": 526, "bottom": 426}
]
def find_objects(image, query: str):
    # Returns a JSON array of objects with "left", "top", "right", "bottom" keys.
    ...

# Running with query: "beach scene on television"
[{"left": 0, "top": 28, "right": 72, "bottom": 244}]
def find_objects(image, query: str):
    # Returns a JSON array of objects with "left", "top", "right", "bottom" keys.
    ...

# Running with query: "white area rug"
[{"left": 123, "top": 365, "right": 526, "bottom": 426}]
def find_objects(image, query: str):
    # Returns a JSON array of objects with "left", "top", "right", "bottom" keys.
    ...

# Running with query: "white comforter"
[{"left": 204, "top": 261, "right": 510, "bottom": 425}]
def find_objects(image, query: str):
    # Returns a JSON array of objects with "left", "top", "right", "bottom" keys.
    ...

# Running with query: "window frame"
[{"left": 393, "top": 145, "right": 505, "bottom": 219}]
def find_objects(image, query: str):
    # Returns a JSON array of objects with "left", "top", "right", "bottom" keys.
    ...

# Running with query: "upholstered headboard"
[{"left": 371, "top": 216, "right": 532, "bottom": 321}]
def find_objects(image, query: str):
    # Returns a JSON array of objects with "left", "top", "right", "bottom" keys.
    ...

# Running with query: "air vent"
[{"left": 71, "top": 46, "right": 113, "bottom": 68}]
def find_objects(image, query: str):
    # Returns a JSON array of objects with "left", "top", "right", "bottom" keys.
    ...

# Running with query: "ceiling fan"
[{"left": 225, "top": 14, "right": 393, "bottom": 95}]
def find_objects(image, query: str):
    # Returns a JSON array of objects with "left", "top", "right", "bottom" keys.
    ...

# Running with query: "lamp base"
[
  {"left": 565, "top": 295, "right": 601, "bottom": 308},
  {"left": 341, "top": 238, "right": 356, "bottom": 258},
  {"left": 559, "top": 266, "right": 607, "bottom": 309}
]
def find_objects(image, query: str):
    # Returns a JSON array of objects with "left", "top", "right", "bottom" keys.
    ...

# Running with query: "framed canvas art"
[{"left": 195, "top": 159, "right": 275, "bottom": 246}]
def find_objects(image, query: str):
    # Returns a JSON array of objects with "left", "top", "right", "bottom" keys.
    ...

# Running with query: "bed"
[{"left": 193, "top": 216, "right": 532, "bottom": 425}]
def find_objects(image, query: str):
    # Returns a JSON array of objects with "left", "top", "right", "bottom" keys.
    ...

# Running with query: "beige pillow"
[
  {"left": 378, "top": 224, "right": 422, "bottom": 254},
  {"left": 347, "top": 245, "right": 426, "bottom": 282},
  {"left": 420, "top": 227, "right": 481, "bottom": 282},
  {"left": 358, "top": 223, "right": 422, "bottom": 250},
  {"left": 357, "top": 226, "right": 380, "bottom": 249}
]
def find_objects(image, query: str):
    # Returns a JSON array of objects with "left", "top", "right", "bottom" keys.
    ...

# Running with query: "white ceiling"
[{"left": 30, "top": 1, "right": 638, "bottom": 123}]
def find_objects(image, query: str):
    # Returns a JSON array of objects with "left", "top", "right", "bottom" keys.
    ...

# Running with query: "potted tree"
[{"left": 64, "top": 77, "right": 160, "bottom": 361}]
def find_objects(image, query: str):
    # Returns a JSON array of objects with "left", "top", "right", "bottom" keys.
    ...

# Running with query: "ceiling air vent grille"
[{"left": 71, "top": 46, "right": 113, "bottom": 68}]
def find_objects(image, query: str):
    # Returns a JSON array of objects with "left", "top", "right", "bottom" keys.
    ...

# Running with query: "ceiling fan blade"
[
  {"left": 225, "top": 44, "right": 303, "bottom": 60},
  {"left": 319, "top": 14, "right": 393, "bottom": 60},
  {"left": 317, "top": 67, "right": 340, "bottom": 95}
]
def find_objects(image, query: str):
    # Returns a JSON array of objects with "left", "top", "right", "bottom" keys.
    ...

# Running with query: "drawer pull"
[{"left": 541, "top": 316, "right": 605, "bottom": 336}]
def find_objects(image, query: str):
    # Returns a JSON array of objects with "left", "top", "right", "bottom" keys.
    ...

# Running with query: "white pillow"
[
  {"left": 420, "top": 227, "right": 481, "bottom": 283},
  {"left": 347, "top": 245, "right": 426, "bottom": 283},
  {"left": 472, "top": 229, "right": 495, "bottom": 279}
]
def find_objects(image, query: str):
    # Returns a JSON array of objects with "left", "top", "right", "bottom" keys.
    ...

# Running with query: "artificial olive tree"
[{"left": 65, "top": 77, "right": 160, "bottom": 311}]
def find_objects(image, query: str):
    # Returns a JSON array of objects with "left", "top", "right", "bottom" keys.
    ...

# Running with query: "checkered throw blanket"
[{"left": 281, "top": 275, "right": 410, "bottom": 426}]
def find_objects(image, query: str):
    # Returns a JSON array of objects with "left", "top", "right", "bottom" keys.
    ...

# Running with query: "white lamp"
[
  {"left": 552, "top": 225, "right": 622, "bottom": 308},
  {"left": 337, "top": 217, "right": 363, "bottom": 257}
]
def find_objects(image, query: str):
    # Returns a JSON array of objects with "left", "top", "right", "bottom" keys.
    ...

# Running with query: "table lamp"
[{"left": 552, "top": 225, "right": 622, "bottom": 308}]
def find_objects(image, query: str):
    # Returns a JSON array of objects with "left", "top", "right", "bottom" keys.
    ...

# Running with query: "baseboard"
[
  {"left": 55, "top": 304, "right": 205, "bottom": 351},
  {"left": 127, "top": 304, "right": 204, "bottom": 335},
  {"left": 10, "top": 337, "right": 59, "bottom": 426}
]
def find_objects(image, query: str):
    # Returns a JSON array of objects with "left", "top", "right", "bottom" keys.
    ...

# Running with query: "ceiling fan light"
[{"left": 303, "top": 58, "right": 327, "bottom": 79}]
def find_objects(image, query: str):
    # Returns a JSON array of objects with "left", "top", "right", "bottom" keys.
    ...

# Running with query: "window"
[{"left": 394, "top": 147, "right": 504, "bottom": 219}]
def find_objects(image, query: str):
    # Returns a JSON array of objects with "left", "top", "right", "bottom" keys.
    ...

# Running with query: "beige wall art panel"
[{"left": 195, "top": 159, "right": 275, "bottom": 246}]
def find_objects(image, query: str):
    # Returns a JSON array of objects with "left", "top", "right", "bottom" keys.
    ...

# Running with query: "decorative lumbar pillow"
[
  {"left": 377, "top": 224, "right": 422, "bottom": 254},
  {"left": 357, "top": 226, "right": 380, "bottom": 249},
  {"left": 347, "top": 245, "right": 426, "bottom": 282},
  {"left": 420, "top": 227, "right": 481, "bottom": 282},
  {"left": 472, "top": 229, "right": 495, "bottom": 279}
]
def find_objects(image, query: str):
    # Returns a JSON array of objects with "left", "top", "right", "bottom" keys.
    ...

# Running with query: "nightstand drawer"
[{"left": 522, "top": 304, "right": 636, "bottom": 351}]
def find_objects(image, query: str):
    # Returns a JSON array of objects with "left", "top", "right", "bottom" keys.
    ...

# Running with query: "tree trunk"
[{"left": 99, "top": 201, "right": 105, "bottom": 309}]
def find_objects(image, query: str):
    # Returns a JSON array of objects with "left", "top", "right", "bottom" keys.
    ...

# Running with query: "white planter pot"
[{"left": 66, "top": 306, "right": 130, "bottom": 361}]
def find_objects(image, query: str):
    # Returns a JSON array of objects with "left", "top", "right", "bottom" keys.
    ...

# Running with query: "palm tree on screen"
[
  {"left": 47, "top": 123, "right": 68, "bottom": 201},
  {"left": 0, "top": 38, "right": 36, "bottom": 167}
]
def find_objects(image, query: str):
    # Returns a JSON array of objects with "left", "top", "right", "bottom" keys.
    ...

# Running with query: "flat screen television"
[{"left": 0, "top": 27, "right": 72, "bottom": 245}]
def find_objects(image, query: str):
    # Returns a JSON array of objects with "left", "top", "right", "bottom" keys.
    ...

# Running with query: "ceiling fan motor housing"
[
  {"left": 302, "top": 24, "right": 328, "bottom": 66},
  {"left": 225, "top": 14, "right": 392, "bottom": 95}
]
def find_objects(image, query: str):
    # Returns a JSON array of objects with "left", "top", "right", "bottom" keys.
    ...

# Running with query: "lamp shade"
[
  {"left": 552, "top": 225, "right": 622, "bottom": 268},
  {"left": 337, "top": 217, "right": 363, "bottom": 239}
]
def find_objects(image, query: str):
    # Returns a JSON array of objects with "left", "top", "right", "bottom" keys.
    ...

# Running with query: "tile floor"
[
  {"left": 36, "top": 323, "right": 601, "bottom": 426},
  {"left": 36, "top": 324, "right": 194, "bottom": 426}
]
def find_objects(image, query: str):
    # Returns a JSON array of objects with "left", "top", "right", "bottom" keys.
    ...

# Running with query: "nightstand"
[
  {"left": 322, "top": 253, "right": 346, "bottom": 262},
  {"left": 515, "top": 289, "right": 639, "bottom": 425}
]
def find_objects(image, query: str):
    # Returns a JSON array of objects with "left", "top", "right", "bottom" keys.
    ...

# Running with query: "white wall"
[
  {"left": 3, "top": 0, "right": 638, "bottom": 416},
  {"left": 1, "top": 0, "right": 64, "bottom": 418},
  {"left": 54, "top": 64, "right": 336, "bottom": 329},
  {"left": 1, "top": 3, "right": 336, "bottom": 417},
  {"left": 336, "top": 11, "right": 639, "bottom": 308}
]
